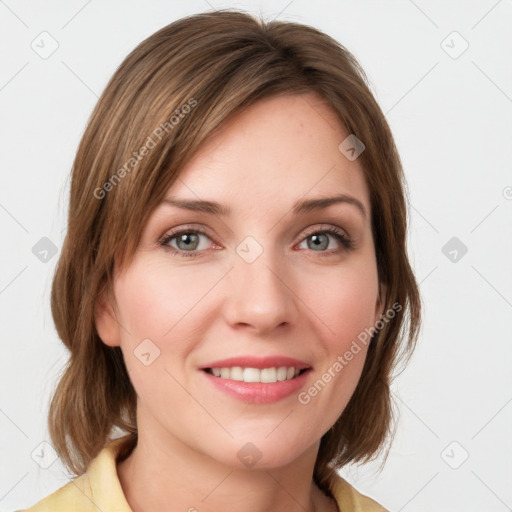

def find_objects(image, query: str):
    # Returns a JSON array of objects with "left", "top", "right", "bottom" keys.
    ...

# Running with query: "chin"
[{"left": 204, "top": 433, "right": 317, "bottom": 471}]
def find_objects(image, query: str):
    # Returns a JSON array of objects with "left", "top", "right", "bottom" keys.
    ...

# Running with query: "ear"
[
  {"left": 374, "top": 282, "right": 387, "bottom": 324},
  {"left": 94, "top": 287, "right": 121, "bottom": 347}
]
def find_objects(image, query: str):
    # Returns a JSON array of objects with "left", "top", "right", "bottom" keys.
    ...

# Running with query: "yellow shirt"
[{"left": 17, "top": 437, "right": 387, "bottom": 511}]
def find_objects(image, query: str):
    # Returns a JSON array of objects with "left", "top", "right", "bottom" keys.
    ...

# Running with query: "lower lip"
[{"left": 201, "top": 369, "right": 311, "bottom": 404}]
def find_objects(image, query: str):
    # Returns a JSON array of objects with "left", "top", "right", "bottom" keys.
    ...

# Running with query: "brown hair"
[{"left": 48, "top": 9, "right": 421, "bottom": 497}]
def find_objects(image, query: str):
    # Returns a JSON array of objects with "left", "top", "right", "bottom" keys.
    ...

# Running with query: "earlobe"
[{"left": 94, "top": 289, "right": 121, "bottom": 347}]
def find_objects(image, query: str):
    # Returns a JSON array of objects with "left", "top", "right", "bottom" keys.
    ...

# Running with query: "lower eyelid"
[
  {"left": 162, "top": 230, "right": 212, "bottom": 250},
  {"left": 160, "top": 227, "right": 352, "bottom": 254},
  {"left": 297, "top": 231, "right": 351, "bottom": 251}
]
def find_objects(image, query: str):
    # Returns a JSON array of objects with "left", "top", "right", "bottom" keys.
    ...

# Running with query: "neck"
[{"left": 116, "top": 417, "right": 337, "bottom": 512}]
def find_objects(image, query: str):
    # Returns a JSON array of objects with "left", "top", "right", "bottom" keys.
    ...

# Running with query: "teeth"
[
  {"left": 276, "top": 367, "right": 287, "bottom": 381},
  {"left": 231, "top": 366, "right": 243, "bottom": 381},
  {"left": 209, "top": 366, "right": 302, "bottom": 383},
  {"left": 260, "top": 367, "right": 276, "bottom": 383},
  {"left": 243, "top": 368, "right": 260, "bottom": 382}
]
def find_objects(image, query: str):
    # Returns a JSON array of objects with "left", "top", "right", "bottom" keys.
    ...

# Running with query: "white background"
[{"left": 1, "top": 1, "right": 511, "bottom": 511}]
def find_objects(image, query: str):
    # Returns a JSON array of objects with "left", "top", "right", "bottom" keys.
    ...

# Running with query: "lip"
[
  {"left": 199, "top": 355, "right": 312, "bottom": 404},
  {"left": 201, "top": 368, "right": 311, "bottom": 404},
  {"left": 199, "top": 355, "right": 311, "bottom": 371}
]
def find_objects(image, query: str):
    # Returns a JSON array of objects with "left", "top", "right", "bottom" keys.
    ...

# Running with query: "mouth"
[
  {"left": 203, "top": 366, "right": 309, "bottom": 383},
  {"left": 199, "top": 356, "right": 312, "bottom": 404}
]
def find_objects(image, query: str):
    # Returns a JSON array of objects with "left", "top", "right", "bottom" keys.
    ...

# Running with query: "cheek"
[
  {"left": 308, "top": 256, "right": 380, "bottom": 350},
  {"left": 112, "top": 259, "right": 229, "bottom": 396},
  {"left": 115, "top": 259, "right": 217, "bottom": 340},
  {"left": 296, "top": 296, "right": 374, "bottom": 437},
  {"left": 297, "top": 256, "right": 378, "bottom": 416},
  {"left": 112, "top": 261, "right": 194, "bottom": 380}
]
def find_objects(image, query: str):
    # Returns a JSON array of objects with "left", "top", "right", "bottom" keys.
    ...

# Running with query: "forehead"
[{"left": 165, "top": 92, "right": 370, "bottom": 218}]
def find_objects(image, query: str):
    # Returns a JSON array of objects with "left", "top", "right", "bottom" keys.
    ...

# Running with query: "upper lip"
[{"left": 200, "top": 356, "right": 312, "bottom": 370}]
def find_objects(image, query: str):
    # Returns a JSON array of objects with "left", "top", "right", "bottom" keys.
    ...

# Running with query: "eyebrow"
[{"left": 160, "top": 194, "right": 367, "bottom": 219}]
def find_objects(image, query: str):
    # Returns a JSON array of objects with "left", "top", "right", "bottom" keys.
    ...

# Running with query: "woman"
[{"left": 20, "top": 9, "right": 421, "bottom": 512}]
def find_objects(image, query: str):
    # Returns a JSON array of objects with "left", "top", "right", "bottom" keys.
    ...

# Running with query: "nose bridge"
[{"left": 223, "top": 235, "right": 298, "bottom": 332}]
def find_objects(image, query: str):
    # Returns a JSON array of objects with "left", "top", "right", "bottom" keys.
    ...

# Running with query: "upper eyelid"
[
  {"left": 299, "top": 223, "right": 348, "bottom": 237},
  {"left": 160, "top": 223, "right": 350, "bottom": 247},
  {"left": 160, "top": 224, "right": 216, "bottom": 243}
]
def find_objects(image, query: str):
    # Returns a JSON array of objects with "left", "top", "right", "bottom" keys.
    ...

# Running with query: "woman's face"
[{"left": 96, "top": 92, "right": 384, "bottom": 469}]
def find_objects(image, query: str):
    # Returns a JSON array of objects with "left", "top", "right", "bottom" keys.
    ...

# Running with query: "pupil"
[
  {"left": 179, "top": 233, "right": 198, "bottom": 250},
  {"left": 309, "top": 234, "right": 327, "bottom": 251}
]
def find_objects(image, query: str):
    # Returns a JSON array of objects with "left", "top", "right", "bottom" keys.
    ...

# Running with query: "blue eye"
[
  {"left": 298, "top": 228, "right": 353, "bottom": 253},
  {"left": 160, "top": 229, "right": 212, "bottom": 258},
  {"left": 159, "top": 225, "right": 354, "bottom": 258}
]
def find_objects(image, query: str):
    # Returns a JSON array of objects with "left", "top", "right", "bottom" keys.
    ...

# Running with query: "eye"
[
  {"left": 159, "top": 228, "right": 216, "bottom": 258},
  {"left": 159, "top": 224, "right": 354, "bottom": 259},
  {"left": 297, "top": 226, "right": 353, "bottom": 253}
]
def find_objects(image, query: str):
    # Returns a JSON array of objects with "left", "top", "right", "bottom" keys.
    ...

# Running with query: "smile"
[
  {"left": 199, "top": 356, "right": 312, "bottom": 404},
  {"left": 204, "top": 366, "right": 306, "bottom": 383}
]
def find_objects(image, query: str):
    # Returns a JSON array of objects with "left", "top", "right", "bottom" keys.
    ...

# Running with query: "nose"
[{"left": 221, "top": 247, "right": 299, "bottom": 335}]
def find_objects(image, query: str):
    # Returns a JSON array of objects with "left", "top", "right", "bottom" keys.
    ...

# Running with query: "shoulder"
[
  {"left": 331, "top": 472, "right": 388, "bottom": 512},
  {"left": 16, "top": 437, "right": 133, "bottom": 512},
  {"left": 14, "top": 474, "right": 95, "bottom": 512}
]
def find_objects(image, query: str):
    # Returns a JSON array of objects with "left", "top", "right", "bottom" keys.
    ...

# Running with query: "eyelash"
[{"left": 158, "top": 225, "right": 354, "bottom": 259}]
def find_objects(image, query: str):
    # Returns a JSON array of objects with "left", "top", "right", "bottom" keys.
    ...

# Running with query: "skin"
[{"left": 95, "top": 91, "right": 385, "bottom": 512}]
